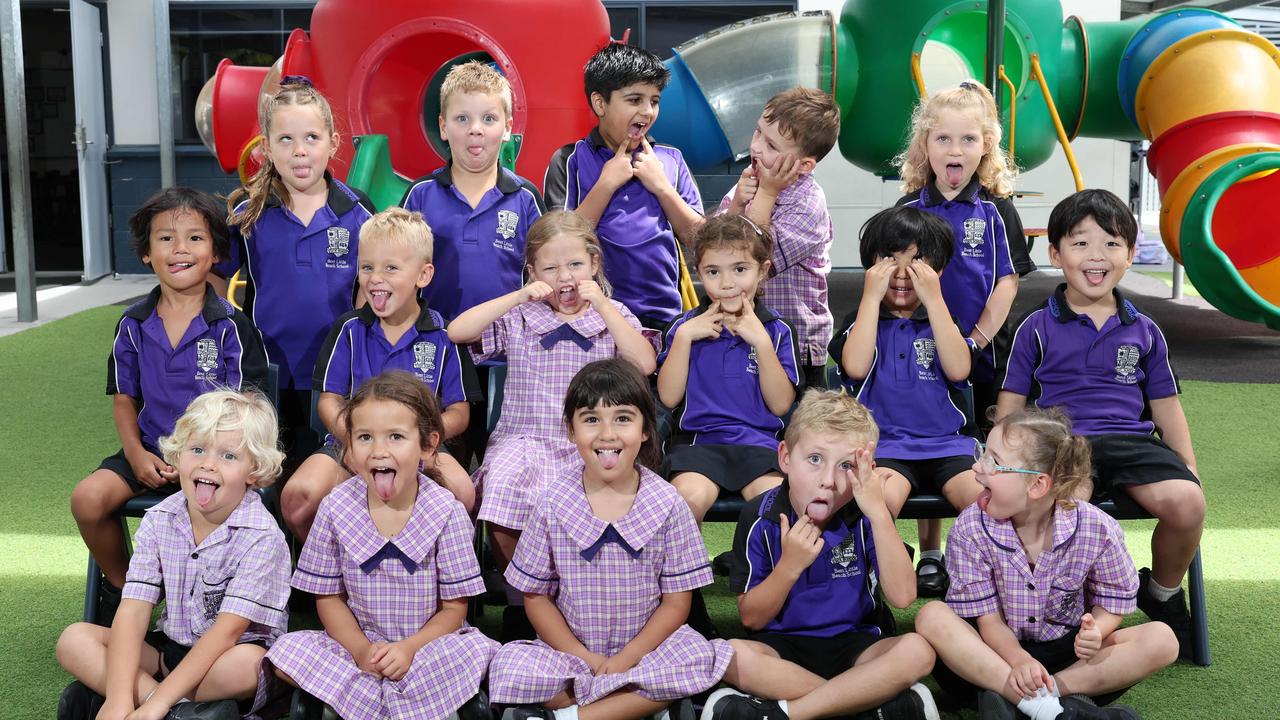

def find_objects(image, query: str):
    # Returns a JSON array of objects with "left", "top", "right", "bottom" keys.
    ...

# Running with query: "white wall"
[{"left": 106, "top": 0, "right": 160, "bottom": 145}]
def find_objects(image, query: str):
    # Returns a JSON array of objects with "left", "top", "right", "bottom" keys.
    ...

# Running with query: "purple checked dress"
[
  {"left": 266, "top": 475, "right": 496, "bottom": 719},
  {"left": 489, "top": 464, "right": 733, "bottom": 705}
]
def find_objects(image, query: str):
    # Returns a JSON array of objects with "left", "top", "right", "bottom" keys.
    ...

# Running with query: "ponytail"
[{"left": 997, "top": 407, "right": 1093, "bottom": 507}]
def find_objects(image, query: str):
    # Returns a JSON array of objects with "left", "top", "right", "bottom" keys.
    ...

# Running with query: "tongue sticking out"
[
  {"left": 195, "top": 481, "right": 217, "bottom": 507},
  {"left": 977, "top": 488, "right": 992, "bottom": 513},
  {"left": 558, "top": 287, "right": 579, "bottom": 310},
  {"left": 944, "top": 163, "right": 966, "bottom": 187},
  {"left": 373, "top": 470, "right": 396, "bottom": 500},
  {"left": 371, "top": 292, "right": 389, "bottom": 313},
  {"left": 597, "top": 450, "right": 620, "bottom": 471},
  {"left": 805, "top": 500, "right": 830, "bottom": 523}
]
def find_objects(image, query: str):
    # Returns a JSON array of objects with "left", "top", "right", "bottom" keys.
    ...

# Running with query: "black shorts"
[
  {"left": 750, "top": 630, "right": 883, "bottom": 680},
  {"left": 145, "top": 630, "right": 270, "bottom": 675},
  {"left": 278, "top": 388, "right": 321, "bottom": 460},
  {"left": 662, "top": 443, "right": 780, "bottom": 493},
  {"left": 1089, "top": 434, "right": 1198, "bottom": 511},
  {"left": 97, "top": 448, "right": 182, "bottom": 496},
  {"left": 801, "top": 364, "right": 829, "bottom": 392},
  {"left": 877, "top": 455, "right": 974, "bottom": 497}
]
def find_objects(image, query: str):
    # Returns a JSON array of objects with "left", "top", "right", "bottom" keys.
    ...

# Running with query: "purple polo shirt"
[
  {"left": 313, "top": 301, "right": 480, "bottom": 407},
  {"left": 659, "top": 301, "right": 800, "bottom": 448},
  {"left": 545, "top": 129, "right": 703, "bottom": 325},
  {"left": 216, "top": 176, "right": 374, "bottom": 390},
  {"left": 401, "top": 163, "right": 545, "bottom": 322},
  {"left": 899, "top": 178, "right": 1019, "bottom": 333},
  {"left": 832, "top": 306, "right": 978, "bottom": 460},
  {"left": 729, "top": 481, "right": 880, "bottom": 638},
  {"left": 107, "top": 284, "right": 268, "bottom": 450},
  {"left": 1002, "top": 284, "right": 1179, "bottom": 436}
]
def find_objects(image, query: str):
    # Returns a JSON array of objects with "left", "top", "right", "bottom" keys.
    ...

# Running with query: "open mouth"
[
  {"left": 557, "top": 285, "right": 580, "bottom": 309},
  {"left": 168, "top": 262, "right": 194, "bottom": 274},
  {"left": 1083, "top": 269, "right": 1109, "bottom": 287},
  {"left": 594, "top": 448, "right": 621, "bottom": 471},
  {"left": 371, "top": 466, "right": 397, "bottom": 500},
  {"left": 290, "top": 165, "right": 313, "bottom": 180},
  {"left": 977, "top": 488, "right": 992, "bottom": 513},
  {"left": 943, "top": 162, "right": 965, "bottom": 187},
  {"left": 628, "top": 121, "right": 648, "bottom": 141},
  {"left": 369, "top": 289, "right": 391, "bottom": 313},
  {"left": 805, "top": 497, "right": 831, "bottom": 522},
  {"left": 193, "top": 477, "right": 220, "bottom": 507},
  {"left": 466, "top": 144, "right": 486, "bottom": 157}
]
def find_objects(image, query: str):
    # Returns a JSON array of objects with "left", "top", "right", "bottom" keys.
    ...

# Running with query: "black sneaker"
[
  {"left": 166, "top": 699, "right": 240, "bottom": 720},
  {"left": 857, "top": 683, "right": 940, "bottom": 720},
  {"left": 500, "top": 605, "right": 537, "bottom": 643},
  {"left": 1059, "top": 694, "right": 1141, "bottom": 719},
  {"left": 56, "top": 681, "right": 104, "bottom": 720},
  {"left": 976, "top": 690, "right": 1017, "bottom": 720},
  {"left": 915, "top": 556, "right": 949, "bottom": 598},
  {"left": 659, "top": 697, "right": 696, "bottom": 720},
  {"left": 500, "top": 707, "right": 554, "bottom": 720},
  {"left": 1136, "top": 567, "right": 1192, "bottom": 660},
  {"left": 456, "top": 689, "right": 492, "bottom": 720},
  {"left": 289, "top": 688, "right": 325, "bottom": 720},
  {"left": 702, "top": 689, "right": 788, "bottom": 719},
  {"left": 97, "top": 579, "right": 123, "bottom": 628}
]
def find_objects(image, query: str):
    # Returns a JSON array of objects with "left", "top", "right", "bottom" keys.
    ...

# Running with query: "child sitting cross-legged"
[{"left": 704, "top": 390, "right": 940, "bottom": 720}]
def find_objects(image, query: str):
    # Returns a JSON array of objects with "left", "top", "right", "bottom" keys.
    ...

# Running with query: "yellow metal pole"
[
  {"left": 998, "top": 64, "right": 1017, "bottom": 163},
  {"left": 911, "top": 53, "right": 928, "bottom": 101},
  {"left": 1030, "top": 53, "right": 1083, "bottom": 191}
]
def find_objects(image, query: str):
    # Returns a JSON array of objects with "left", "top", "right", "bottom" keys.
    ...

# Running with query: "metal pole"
[
  {"left": 1172, "top": 262, "right": 1185, "bottom": 300},
  {"left": 986, "top": 0, "right": 1006, "bottom": 111},
  {"left": 154, "top": 0, "right": 175, "bottom": 188},
  {"left": 2, "top": 0, "right": 37, "bottom": 322}
]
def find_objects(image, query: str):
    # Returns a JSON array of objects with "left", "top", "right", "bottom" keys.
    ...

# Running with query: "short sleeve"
[
  {"left": 400, "top": 179, "right": 429, "bottom": 212},
  {"left": 226, "top": 309, "right": 268, "bottom": 393},
  {"left": 728, "top": 494, "right": 772, "bottom": 594},
  {"left": 544, "top": 143, "right": 576, "bottom": 211},
  {"left": 505, "top": 500, "right": 559, "bottom": 596},
  {"left": 107, "top": 317, "right": 141, "bottom": 398},
  {"left": 1083, "top": 519, "right": 1139, "bottom": 616},
  {"left": 671, "top": 150, "right": 704, "bottom": 215},
  {"left": 943, "top": 520, "right": 1002, "bottom": 619},
  {"left": 518, "top": 176, "right": 548, "bottom": 216},
  {"left": 770, "top": 194, "right": 831, "bottom": 275},
  {"left": 995, "top": 196, "right": 1035, "bottom": 277},
  {"left": 292, "top": 497, "right": 345, "bottom": 596},
  {"left": 1139, "top": 319, "right": 1178, "bottom": 400},
  {"left": 990, "top": 207, "right": 1016, "bottom": 280},
  {"left": 439, "top": 336, "right": 482, "bottom": 406},
  {"left": 122, "top": 512, "right": 165, "bottom": 605},
  {"left": 313, "top": 319, "right": 355, "bottom": 395},
  {"left": 219, "top": 530, "right": 291, "bottom": 628},
  {"left": 435, "top": 500, "right": 485, "bottom": 600},
  {"left": 475, "top": 308, "right": 516, "bottom": 363},
  {"left": 771, "top": 319, "right": 803, "bottom": 389},
  {"left": 658, "top": 498, "right": 713, "bottom": 594},
  {"left": 1001, "top": 311, "right": 1041, "bottom": 395},
  {"left": 656, "top": 314, "right": 689, "bottom": 367}
]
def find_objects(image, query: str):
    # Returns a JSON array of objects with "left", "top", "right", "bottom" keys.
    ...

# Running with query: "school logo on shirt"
[
  {"left": 326, "top": 226, "right": 351, "bottom": 256},
  {"left": 413, "top": 341, "right": 437, "bottom": 377},
  {"left": 961, "top": 217, "right": 986, "bottom": 257},
  {"left": 194, "top": 338, "right": 219, "bottom": 381},
  {"left": 497, "top": 210, "right": 519, "bottom": 239},
  {"left": 829, "top": 536, "right": 863, "bottom": 580},
  {"left": 202, "top": 588, "right": 225, "bottom": 619},
  {"left": 1115, "top": 344, "right": 1140, "bottom": 384},
  {"left": 746, "top": 347, "right": 760, "bottom": 375},
  {"left": 913, "top": 337, "right": 938, "bottom": 381}
]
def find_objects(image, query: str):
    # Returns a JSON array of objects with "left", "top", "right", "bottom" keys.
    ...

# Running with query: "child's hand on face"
[
  {"left": 848, "top": 443, "right": 889, "bottom": 520},
  {"left": 372, "top": 640, "right": 415, "bottom": 681},
  {"left": 126, "top": 447, "right": 177, "bottom": 489},
  {"left": 730, "top": 165, "right": 759, "bottom": 212},
  {"left": 723, "top": 296, "right": 770, "bottom": 348},
  {"left": 1074, "top": 613, "right": 1102, "bottom": 660},
  {"left": 601, "top": 138, "right": 637, "bottom": 192},
  {"left": 862, "top": 257, "right": 896, "bottom": 303},
  {"left": 522, "top": 280, "right": 555, "bottom": 304},
  {"left": 677, "top": 302, "right": 724, "bottom": 342},
  {"left": 756, "top": 153, "right": 802, "bottom": 196},
  {"left": 905, "top": 260, "right": 942, "bottom": 308},
  {"left": 631, "top": 139, "right": 671, "bottom": 194},
  {"left": 778, "top": 512, "right": 824, "bottom": 579},
  {"left": 576, "top": 280, "right": 609, "bottom": 311},
  {"left": 1007, "top": 656, "right": 1054, "bottom": 699}
]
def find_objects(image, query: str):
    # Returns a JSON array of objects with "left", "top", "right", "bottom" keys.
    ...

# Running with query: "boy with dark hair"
[
  {"left": 722, "top": 87, "right": 841, "bottom": 389},
  {"left": 544, "top": 43, "right": 704, "bottom": 329},
  {"left": 997, "top": 188, "right": 1205, "bottom": 659},
  {"left": 70, "top": 187, "right": 268, "bottom": 627}
]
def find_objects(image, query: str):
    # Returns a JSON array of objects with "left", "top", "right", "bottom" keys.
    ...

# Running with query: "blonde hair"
[
  {"left": 525, "top": 210, "right": 611, "bottom": 296},
  {"left": 997, "top": 408, "right": 1092, "bottom": 507},
  {"left": 227, "top": 82, "right": 338, "bottom": 235},
  {"left": 896, "top": 81, "right": 1016, "bottom": 198},
  {"left": 440, "top": 61, "right": 513, "bottom": 119},
  {"left": 159, "top": 390, "right": 285, "bottom": 486},
  {"left": 784, "top": 388, "right": 880, "bottom": 450},
  {"left": 360, "top": 207, "right": 434, "bottom": 263}
]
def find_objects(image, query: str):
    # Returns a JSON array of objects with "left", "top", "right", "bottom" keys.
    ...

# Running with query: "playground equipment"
[{"left": 195, "top": 0, "right": 1279, "bottom": 330}]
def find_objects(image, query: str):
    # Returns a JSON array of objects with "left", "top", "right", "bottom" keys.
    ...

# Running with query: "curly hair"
[{"left": 896, "top": 81, "right": 1016, "bottom": 198}]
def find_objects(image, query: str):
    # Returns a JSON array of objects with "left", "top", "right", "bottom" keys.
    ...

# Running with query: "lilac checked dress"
[
  {"left": 489, "top": 464, "right": 733, "bottom": 705},
  {"left": 266, "top": 475, "right": 496, "bottom": 719},
  {"left": 473, "top": 299, "right": 644, "bottom": 530}
]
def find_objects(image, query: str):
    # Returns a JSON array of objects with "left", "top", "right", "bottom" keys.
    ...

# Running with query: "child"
[
  {"left": 915, "top": 409, "right": 1178, "bottom": 719},
  {"left": 721, "top": 87, "right": 840, "bottom": 390},
  {"left": 281, "top": 207, "right": 481, "bottom": 541},
  {"left": 830, "top": 207, "right": 984, "bottom": 588},
  {"left": 56, "top": 390, "right": 290, "bottom": 720},
  {"left": 997, "top": 189, "right": 1205, "bottom": 659},
  {"left": 544, "top": 43, "right": 704, "bottom": 330},
  {"left": 658, "top": 213, "right": 800, "bottom": 523},
  {"left": 703, "top": 389, "right": 939, "bottom": 720},
  {"left": 401, "top": 60, "right": 546, "bottom": 323},
  {"left": 896, "top": 80, "right": 1034, "bottom": 594},
  {"left": 448, "top": 210, "right": 656, "bottom": 638},
  {"left": 70, "top": 187, "right": 268, "bottom": 625},
  {"left": 217, "top": 78, "right": 375, "bottom": 461},
  {"left": 265, "top": 371, "right": 496, "bottom": 720},
  {"left": 489, "top": 358, "right": 732, "bottom": 720}
]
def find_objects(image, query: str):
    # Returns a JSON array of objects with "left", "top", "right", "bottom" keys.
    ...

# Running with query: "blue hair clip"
[
  {"left": 958, "top": 79, "right": 983, "bottom": 92},
  {"left": 281, "top": 74, "right": 314, "bottom": 88}
]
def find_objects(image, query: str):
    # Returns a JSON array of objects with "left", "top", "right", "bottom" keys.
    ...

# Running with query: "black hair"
[
  {"left": 563, "top": 358, "right": 662, "bottom": 471},
  {"left": 858, "top": 206, "right": 954, "bottom": 272},
  {"left": 128, "top": 186, "right": 231, "bottom": 266},
  {"left": 583, "top": 43, "right": 670, "bottom": 106},
  {"left": 1047, "top": 189, "right": 1138, "bottom": 249}
]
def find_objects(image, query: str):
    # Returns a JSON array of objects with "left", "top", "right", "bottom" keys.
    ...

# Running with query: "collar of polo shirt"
[
  {"left": 588, "top": 126, "right": 656, "bottom": 152},
  {"left": 262, "top": 171, "right": 360, "bottom": 216},
  {"left": 152, "top": 488, "right": 275, "bottom": 531},
  {"left": 1047, "top": 283, "right": 1140, "bottom": 325},
  {"left": 691, "top": 296, "right": 779, "bottom": 325},
  {"left": 921, "top": 176, "right": 983, "bottom": 207},
  {"left": 978, "top": 499, "right": 1081, "bottom": 553},
  {"left": 432, "top": 161, "right": 521, "bottom": 194},
  {"left": 124, "top": 283, "right": 232, "bottom": 324},
  {"left": 877, "top": 304, "right": 932, "bottom": 323},
  {"left": 761, "top": 478, "right": 862, "bottom": 529},
  {"left": 354, "top": 300, "right": 442, "bottom": 332}
]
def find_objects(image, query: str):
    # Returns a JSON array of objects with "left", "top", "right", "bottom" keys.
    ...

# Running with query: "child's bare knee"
[
  {"left": 55, "top": 623, "right": 102, "bottom": 667},
  {"left": 70, "top": 474, "right": 123, "bottom": 521},
  {"left": 894, "top": 632, "right": 937, "bottom": 671},
  {"left": 913, "top": 600, "right": 951, "bottom": 634}
]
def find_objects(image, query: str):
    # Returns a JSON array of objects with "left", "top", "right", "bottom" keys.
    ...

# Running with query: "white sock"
[
  {"left": 553, "top": 706, "right": 580, "bottom": 720},
  {"left": 919, "top": 550, "right": 944, "bottom": 575},
  {"left": 1147, "top": 576, "right": 1180, "bottom": 602},
  {"left": 504, "top": 583, "right": 525, "bottom": 606},
  {"left": 1016, "top": 686, "right": 1063, "bottom": 720}
]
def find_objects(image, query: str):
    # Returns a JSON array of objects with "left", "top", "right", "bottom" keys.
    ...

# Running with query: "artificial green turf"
[
  {"left": 1137, "top": 270, "right": 1202, "bottom": 298},
  {"left": 2, "top": 305, "right": 1278, "bottom": 717}
]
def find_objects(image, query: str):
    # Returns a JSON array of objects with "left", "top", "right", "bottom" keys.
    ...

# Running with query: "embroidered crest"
[
  {"left": 912, "top": 338, "right": 936, "bottom": 368},
  {"left": 1115, "top": 344, "right": 1140, "bottom": 381},
  {"left": 497, "top": 210, "right": 519, "bottom": 239},
  {"left": 202, "top": 588, "right": 225, "bottom": 620},
  {"left": 962, "top": 217, "right": 986, "bottom": 248},
  {"left": 830, "top": 537, "right": 858, "bottom": 568},
  {"left": 747, "top": 347, "right": 760, "bottom": 375},
  {"left": 195, "top": 338, "right": 218, "bottom": 373},
  {"left": 413, "top": 341, "right": 437, "bottom": 375},
  {"left": 326, "top": 226, "right": 351, "bottom": 256}
]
